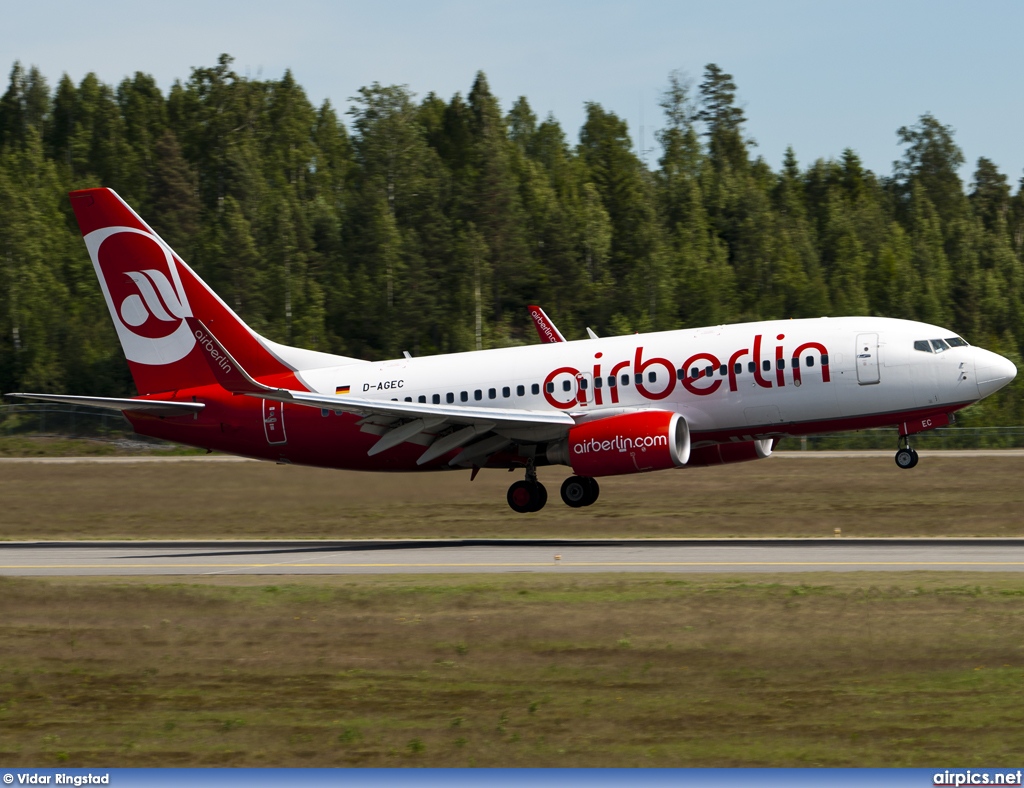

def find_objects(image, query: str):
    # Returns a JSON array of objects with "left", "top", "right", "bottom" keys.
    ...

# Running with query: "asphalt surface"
[{"left": 3, "top": 538, "right": 1024, "bottom": 576}]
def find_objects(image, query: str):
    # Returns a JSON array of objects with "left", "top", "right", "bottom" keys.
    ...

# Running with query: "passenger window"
[
  {"left": 777, "top": 358, "right": 785, "bottom": 370},
  {"left": 502, "top": 386, "right": 511, "bottom": 398},
  {"left": 719, "top": 364, "right": 727, "bottom": 376},
  {"left": 488, "top": 388, "right": 496, "bottom": 399},
  {"left": 446, "top": 393, "right": 454, "bottom": 404},
  {"left": 762, "top": 360, "right": 771, "bottom": 372},
  {"left": 419, "top": 395, "right": 426, "bottom": 403},
  {"left": 635, "top": 373, "right": 643, "bottom": 385},
  {"left": 747, "top": 361, "right": 755, "bottom": 373},
  {"left": 648, "top": 371, "right": 657, "bottom": 383},
  {"left": 608, "top": 376, "right": 617, "bottom": 387},
  {"left": 621, "top": 374, "right": 630, "bottom": 386},
  {"left": 676, "top": 368, "right": 685, "bottom": 380},
  {"left": 460, "top": 391, "right": 468, "bottom": 402},
  {"left": 531, "top": 383, "right": 540, "bottom": 395},
  {"left": 705, "top": 366, "right": 713, "bottom": 377},
  {"left": 433, "top": 394, "right": 441, "bottom": 404},
  {"left": 562, "top": 380, "right": 572, "bottom": 392},
  {"left": 734, "top": 362, "right": 742, "bottom": 374},
  {"left": 914, "top": 340, "right": 932, "bottom": 353},
  {"left": 806, "top": 356, "right": 815, "bottom": 367},
  {"left": 546, "top": 381, "right": 555, "bottom": 393},
  {"left": 791, "top": 357, "right": 799, "bottom": 369},
  {"left": 594, "top": 377, "right": 603, "bottom": 389},
  {"left": 690, "top": 367, "right": 699, "bottom": 379},
  {"left": 579, "top": 378, "right": 588, "bottom": 390},
  {"left": 474, "top": 390, "right": 482, "bottom": 401},
  {"left": 516, "top": 385, "right": 525, "bottom": 397},
  {"left": 821, "top": 354, "right": 829, "bottom": 366},
  {"left": 405, "top": 397, "right": 412, "bottom": 402}
]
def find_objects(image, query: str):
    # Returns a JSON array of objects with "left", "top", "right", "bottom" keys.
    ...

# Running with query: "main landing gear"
[
  {"left": 507, "top": 461, "right": 548, "bottom": 513},
  {"left": 560, "top": 475, "right": 600, "bottom": 508},
  {"left": 894, "top": 436, "right": 919, "bottom": 469},
  {"left": 505, "top": 463, "right": 600, "bottom": 513}
]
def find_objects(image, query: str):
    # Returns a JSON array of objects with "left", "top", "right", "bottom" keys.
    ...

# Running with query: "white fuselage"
[{"left": 296, "top": 316, "right": 1014, "bottom": 443}]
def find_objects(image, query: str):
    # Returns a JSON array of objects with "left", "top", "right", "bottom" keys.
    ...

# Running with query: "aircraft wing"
[
  {"left": 6, "top": 392, "right": 204, "bottom": 417},
  {"left": 188, "top": 318, "right": 574, "bottom": 466},
  {"left": 528, "top": 305, "right": 566, "bottom": 343}
]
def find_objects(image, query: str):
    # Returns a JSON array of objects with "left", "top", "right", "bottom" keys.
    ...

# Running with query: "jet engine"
[
  {"left": 685, "top": 438, "right": 774, "bottom": 467},
  {"left": 546, "top": 410, "right": 690, "bottom": 476}
]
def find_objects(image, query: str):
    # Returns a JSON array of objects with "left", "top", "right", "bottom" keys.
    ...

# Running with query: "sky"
[{"left": 2, "top": 0, "right": 1022, "bottom": 185}]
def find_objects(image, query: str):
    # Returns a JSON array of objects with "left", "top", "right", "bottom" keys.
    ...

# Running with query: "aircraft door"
[
  {"left": 262, "top": 400, "right": 288, "bottom": 444},
  {"left": 856, "top": 333, "right": 880, "bottom": 385}
]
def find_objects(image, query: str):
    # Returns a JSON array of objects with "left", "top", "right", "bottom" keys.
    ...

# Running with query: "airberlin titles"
[
  {"left": 542, "top": 333, "right": 831, "bottom": 409},
  {"left": 341, "top": 332, "right": 831, "bottom": 410}
]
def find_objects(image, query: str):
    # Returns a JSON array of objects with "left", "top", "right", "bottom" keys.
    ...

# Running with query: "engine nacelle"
[
  {"left": 685, "top": 438, "right": 774, "bottom": 467},
  {"left": 547, "top": 410, "right": 690, "bottom": 477}
]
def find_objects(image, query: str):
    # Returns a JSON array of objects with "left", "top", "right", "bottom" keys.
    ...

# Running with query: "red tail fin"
[{"left": 69, "top": 188, "right": 300, "bottom": 395}]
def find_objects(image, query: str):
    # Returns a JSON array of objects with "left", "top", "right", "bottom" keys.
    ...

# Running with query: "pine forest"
[{"left": 1, "top": 56, "right": 1023, "bottom": 429}]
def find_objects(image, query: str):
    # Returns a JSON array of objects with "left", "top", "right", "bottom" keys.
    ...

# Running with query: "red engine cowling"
[
  {"left": 549, "top": 410, "right": 690, "bottom": 477},
  {"left": 685, "top": 438, "right": 774, "bottom": 467}
]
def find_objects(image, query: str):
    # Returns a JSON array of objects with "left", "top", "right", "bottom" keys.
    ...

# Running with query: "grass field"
[
  {"left": 2, "top": 454, "right": 1023, "bottom": 540},
  {"left": 1, "top": 573, "right": 1023, "bottom": 766}
]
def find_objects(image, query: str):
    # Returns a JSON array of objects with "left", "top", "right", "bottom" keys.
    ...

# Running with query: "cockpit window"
[
  {"left": 930, "top": 339, "right": 950, "bottom": 353},
  {"left": 914, "top": 340, "right": 932, "bottom": 353},
  {"left": 946, "top": 336, "right": 969, "bottom": 348}
]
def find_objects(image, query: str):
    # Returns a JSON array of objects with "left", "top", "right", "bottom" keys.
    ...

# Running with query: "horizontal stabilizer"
[{"left": 7, "top": 392, "right": 204, "bottom": 416}]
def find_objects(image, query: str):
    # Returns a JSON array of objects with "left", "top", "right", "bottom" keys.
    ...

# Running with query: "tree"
[{"left": 893, "top": 113, "right": 966, "bottom": 230}]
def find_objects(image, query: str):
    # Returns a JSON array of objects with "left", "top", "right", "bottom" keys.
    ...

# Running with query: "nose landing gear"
[
  {"left": 506, "top": 460, "right": 548, "bottom": 513},
  {"left": 894, "top": 436, "right": 919, "bottom": 469}
]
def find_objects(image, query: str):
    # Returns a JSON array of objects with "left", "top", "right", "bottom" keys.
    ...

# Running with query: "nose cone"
[{"left": 975, "top": 349, "right": 1018, "bottom": 398}]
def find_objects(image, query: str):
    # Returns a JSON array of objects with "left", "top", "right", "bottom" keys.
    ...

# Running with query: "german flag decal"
[{"left": 335, "top": 385, "right": 351, "bottom": 395}]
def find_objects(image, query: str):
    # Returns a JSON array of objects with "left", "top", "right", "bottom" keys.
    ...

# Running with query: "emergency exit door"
[{"left": 856, "top": 333, "right": 880, "bottom": 385}]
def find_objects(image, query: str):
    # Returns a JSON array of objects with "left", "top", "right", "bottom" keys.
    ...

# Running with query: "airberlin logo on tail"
[
  {"left": 119, "top": 269, "right": 189, "bottom": 334},
  {"left": 85, "top": 226, "right": 196, "bottom": 365}
]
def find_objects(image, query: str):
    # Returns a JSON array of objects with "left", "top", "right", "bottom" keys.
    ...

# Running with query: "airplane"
[{"left": 8, "top": 187, "right": 1018, "bottom": 513}]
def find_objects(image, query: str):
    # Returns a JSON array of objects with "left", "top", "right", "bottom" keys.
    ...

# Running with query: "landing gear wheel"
[
  {"left": 895, "top": 447, "right": 917, "bottom": 469},
  {"left": 507, "top": 480, "right": 547, "bottom": 513},
  {"left": 560, "top": 476, "right": 600, "bottom": 508}
]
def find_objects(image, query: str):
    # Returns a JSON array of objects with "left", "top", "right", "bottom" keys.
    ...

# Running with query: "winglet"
[
  {"left": 186, "top": 317, "right": 273, "bottom": 394},
  {"left": 528, "top": 305, "right": 566, "bottom": 343}
]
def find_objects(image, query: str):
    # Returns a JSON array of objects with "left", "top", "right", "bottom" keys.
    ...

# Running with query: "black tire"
[
  {"left": 582, "top": 477, "right": 600, "bottom": 506},
  {"left": 531, "top": 482, "right": 548, "bottom": 512},
  {"left": 508, "top": 480, "right": 547, "bottom": 513},
  {"left": 560, "top": 476, "right": 590, "bottom": 508},
  {"left": 895, "top": 448, "right": 916, "bottom": 469},
  {"left": 508, "top": 481, "right": 535, "bottom": 513}
]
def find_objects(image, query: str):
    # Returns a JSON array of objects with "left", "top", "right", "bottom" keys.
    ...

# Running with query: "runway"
[{"left": 4, "top": 538, "right": 1024, "bottom": 575}]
